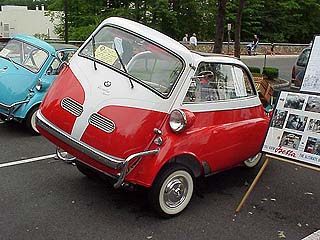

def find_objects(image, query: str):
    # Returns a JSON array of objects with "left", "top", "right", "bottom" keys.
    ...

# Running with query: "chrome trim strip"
[
  {"left": 0, "top": 100, "right": 29, "bottom": 111},
  {"left": 36, "top": 111, "right": 160, "bottom": 188}
]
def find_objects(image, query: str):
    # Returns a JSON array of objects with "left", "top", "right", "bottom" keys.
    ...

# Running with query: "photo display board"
[
  {"left": 263, "top": 91, "right": 320, "bottom": 167},
  {"left": 300, "top": 35, "right": 320, "bottom": 93}
]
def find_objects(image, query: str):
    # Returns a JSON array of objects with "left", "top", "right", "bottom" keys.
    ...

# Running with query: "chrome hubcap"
[
  {"left": 244, "top": 153, "right": 262, "bottom": 167},
  {"left": 164, "top": 177, "right": 188, "bottom": 208},
  {"left": 247, "top": 153, "right": 261, "bottom": 163}
]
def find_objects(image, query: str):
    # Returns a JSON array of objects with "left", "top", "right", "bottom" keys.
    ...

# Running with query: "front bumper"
[
  {"left": 36, "top": 111, "right": 159, "bottom": 188},
  {"left": 0, "top": 100, "right": 29, "bottom": 120}
]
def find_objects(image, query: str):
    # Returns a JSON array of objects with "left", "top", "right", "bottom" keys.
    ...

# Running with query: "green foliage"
[
  {"left": 263, "top": 67, "right": 279, "bottom": 80},
  {"left": 248, "top": 66, "right": 261, "bottom": 74},
  {"left": 4, "top": 0, "right": 319, "bottom": 44}
]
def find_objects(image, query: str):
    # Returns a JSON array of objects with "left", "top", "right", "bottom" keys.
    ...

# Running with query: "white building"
[{"left": 0, "top": 5, "right": 62, "bottom": 39}]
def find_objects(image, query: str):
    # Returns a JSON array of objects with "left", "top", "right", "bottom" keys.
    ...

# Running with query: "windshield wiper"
[
  {"left": 113, "top": 45, "right": 134, "bottom": 89},
  {"left": 0, "top": 55, "right": 19, "bottom": 69},
  {"left": 92, "top": 36, "right": 97, "bottom": 70}
]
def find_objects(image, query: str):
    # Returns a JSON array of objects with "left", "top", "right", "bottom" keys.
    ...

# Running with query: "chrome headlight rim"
[{"left": 169, "top": 109, "right": 187, "bottom": 133}]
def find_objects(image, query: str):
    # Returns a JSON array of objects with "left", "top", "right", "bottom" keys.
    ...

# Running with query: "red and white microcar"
[{"left": 36, "top": 17, "right": 270, "bottom": 217}]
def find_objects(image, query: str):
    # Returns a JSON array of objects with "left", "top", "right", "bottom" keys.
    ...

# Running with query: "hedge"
[
  {"left": 263, "top": 67, "right": 279, "bottom": 80},
  {"left": 248, "top": 66, "right": 261, "bottom": 74}
]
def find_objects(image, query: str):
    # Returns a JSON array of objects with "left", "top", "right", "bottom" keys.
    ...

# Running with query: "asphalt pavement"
[{"left": 0, "top": 55, "right": 319, "bottom": 240}]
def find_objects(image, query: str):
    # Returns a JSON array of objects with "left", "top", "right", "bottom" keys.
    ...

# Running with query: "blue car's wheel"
[{"left": 26, "top": 106, "right": 39, "bottom": 135}]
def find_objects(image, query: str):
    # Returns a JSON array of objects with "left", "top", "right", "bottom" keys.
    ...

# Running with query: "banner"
[{"left": 263, "top": 91, "right": 320, "bottom": 167}]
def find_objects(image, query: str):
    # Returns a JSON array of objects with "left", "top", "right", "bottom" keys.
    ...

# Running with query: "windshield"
[
  {"left": 0, "top": 39, "right": 48, "bottom": 73},
  {"left": 297, "top": 48, "right": 310, "bottom": 67},
  {"left": 79, "top": 26, "right": 183, "bottom": 96}
]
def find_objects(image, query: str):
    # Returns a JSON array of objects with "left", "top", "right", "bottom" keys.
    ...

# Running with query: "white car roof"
[
  {"left": 101, "top": 17, "right": 194, "bottom": 64},
  {"left": 92, "top": 17, "right": 249, "bottom": 71}
]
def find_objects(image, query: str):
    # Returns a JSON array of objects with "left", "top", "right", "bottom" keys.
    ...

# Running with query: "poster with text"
[
  {"left": 263, "top": 91, "right": 320, "bottom": 167},
  {"left": 300, "top": 35, "right": 320, "bottom": 93}
]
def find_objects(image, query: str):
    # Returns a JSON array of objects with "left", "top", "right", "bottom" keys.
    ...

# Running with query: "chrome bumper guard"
[
  {"left": 36, "top": 111, "right": 159, "bottom": 188},
  {"left": 0, "top": 100, "right": 29, "bottom": 120}
]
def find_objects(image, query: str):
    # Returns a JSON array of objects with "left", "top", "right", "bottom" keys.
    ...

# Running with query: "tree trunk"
[
  {"left": 213, "top": 0, "right": 227, "bottom": 53},
  {"left": 234, "top": 0, "right": 246, "bottom": 58}
]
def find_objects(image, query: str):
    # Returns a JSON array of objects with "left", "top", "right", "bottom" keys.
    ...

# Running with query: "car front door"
[
  {"left": 181, "top": 62, "right": 266, "bottom": 172},
  {"left": 0, "top": 39, "right": 49, "bottom": 106}
]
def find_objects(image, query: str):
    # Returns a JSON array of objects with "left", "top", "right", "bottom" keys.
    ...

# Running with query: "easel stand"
[{"left": 236, "top": 154, "right": 320, "bottom": 213}]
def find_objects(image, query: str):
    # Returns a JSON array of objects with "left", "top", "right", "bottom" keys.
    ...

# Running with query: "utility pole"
[
  {"left": 64, "top": 0, "right": 68, "bottom": 43},
  {"left": 227, "top": 23, "right": 231, "bottom": 55}
]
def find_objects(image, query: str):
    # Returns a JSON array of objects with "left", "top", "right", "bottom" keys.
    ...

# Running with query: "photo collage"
[{"left": 270, "top": 93, "right": 320, "bottom": 156}]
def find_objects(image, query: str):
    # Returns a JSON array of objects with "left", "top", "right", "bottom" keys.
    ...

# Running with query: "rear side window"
[
  {"left": 297, "top": 48, "right": 310, "bottom": 67},
  {"left": 183, "top": 62, "right": 255, "bottom": 103}
]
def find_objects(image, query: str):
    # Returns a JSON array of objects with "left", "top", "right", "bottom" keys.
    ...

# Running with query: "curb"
[
  {"left": 265, "top": 77, "right": 290, "bottom": 90},
  {"left": 272, "top": 78, "right": 291, "bottom": 89}
]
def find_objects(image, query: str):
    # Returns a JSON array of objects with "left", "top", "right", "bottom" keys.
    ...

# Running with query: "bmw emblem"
[{"left": 104, "top": 81, "right": 112, "bottom": 87}]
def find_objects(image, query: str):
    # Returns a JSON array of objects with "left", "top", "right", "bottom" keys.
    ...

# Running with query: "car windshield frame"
[
  {"left": 0, "top": 38, "right": 49, "bottom": 73},
  {"left": 78, "top": 25, "right": 185, "bottom": 98}
]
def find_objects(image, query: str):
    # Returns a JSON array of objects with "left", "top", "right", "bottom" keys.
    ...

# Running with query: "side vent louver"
[
  {"left": 61, "top": 98, "right": 83, "bottom": 117},
  {"left": 89, "top": 113, "right": 115, "bottom": 133}
]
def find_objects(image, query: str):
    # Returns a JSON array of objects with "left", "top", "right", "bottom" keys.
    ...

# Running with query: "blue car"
[{"left": 0, "top": 35, "right": 77, "bottom": 134}]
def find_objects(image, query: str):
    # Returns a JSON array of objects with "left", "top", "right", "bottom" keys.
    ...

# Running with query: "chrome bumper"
[
  {"left": 0, "top": 100, "right": 29, "bottom": 120},
  {"left": 36, "top": 111, "right": 159, "bottom": 188}
]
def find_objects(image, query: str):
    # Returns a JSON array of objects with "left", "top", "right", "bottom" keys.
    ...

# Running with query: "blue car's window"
[
  {"left": 0, "top": 39, "right": 48, "bottom": 73},
  {"left": 79, "top": 26, "right": 183, "bottom": 96}
]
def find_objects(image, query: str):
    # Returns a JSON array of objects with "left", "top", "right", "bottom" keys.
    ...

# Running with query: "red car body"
[{"left": 36, "top": 17, "right": 270, "bottom": 217}]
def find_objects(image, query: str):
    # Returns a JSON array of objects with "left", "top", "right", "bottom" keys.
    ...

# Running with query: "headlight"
[
  {"left": 169, "top": 109, "right": 187, "bottom": 132},
  {"left": 35, "top": 78, "right": 42, "bottom": 91}
]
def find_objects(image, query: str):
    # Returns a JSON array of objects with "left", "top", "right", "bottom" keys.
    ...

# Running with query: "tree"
[
  {"left": 213, "top": 0, "right": 227, "bottom": 53},
  {"left": 234, "top": 0, "right": 245, "bottom": 58}
]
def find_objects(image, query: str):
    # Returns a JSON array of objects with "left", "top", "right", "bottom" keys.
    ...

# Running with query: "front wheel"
[
  {"left": 75, "top": 160, "right": 98, "bottom": 179},
  {"left": 26, "top": 106, "right": 39, "bottom": 135},
  {"left": 149, "top": 164, "right": 194, "bottom": 218},
  {"left": 244, "top": 153, "right": 262, "bottom": 168}
]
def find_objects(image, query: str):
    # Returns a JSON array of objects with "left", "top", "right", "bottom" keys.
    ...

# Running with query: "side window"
[
  {"left": 297, "top": 49, "right": 310, "bottom": 67},
  {"left": 47, "top": 58, "right": 61, "bottom": 75},
  {"left": 183, "top": 63, "right": 255, "bottom": 103}
]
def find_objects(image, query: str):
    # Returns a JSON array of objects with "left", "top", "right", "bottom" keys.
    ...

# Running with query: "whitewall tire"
[
  {"left": 149, "top": 164, "right": 194, "bottom": 218},
  {"left": 244, "top": 153, "right": 262, "bottom": 168},
  {"left": 26, "top": 107, "right": 39, "bottom": 135}
]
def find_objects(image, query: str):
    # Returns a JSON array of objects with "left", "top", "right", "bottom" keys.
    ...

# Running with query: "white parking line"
[
  {"left": 302, "top": 230, "right": 320, "bottom": 240},
  {"left": 0, "top": 154, "right": 56, "bottom": 168}
]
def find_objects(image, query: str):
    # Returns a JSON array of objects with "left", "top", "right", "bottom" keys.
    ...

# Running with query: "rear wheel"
[
  {"left": 26, "top": 106, "right": 39, "bottom": 135},
  {"left": 244, "top": 153, "right": 262, "bottom": 168},
  {"left": 149, "top": 164, "right": 194, "bottom": 218}
]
